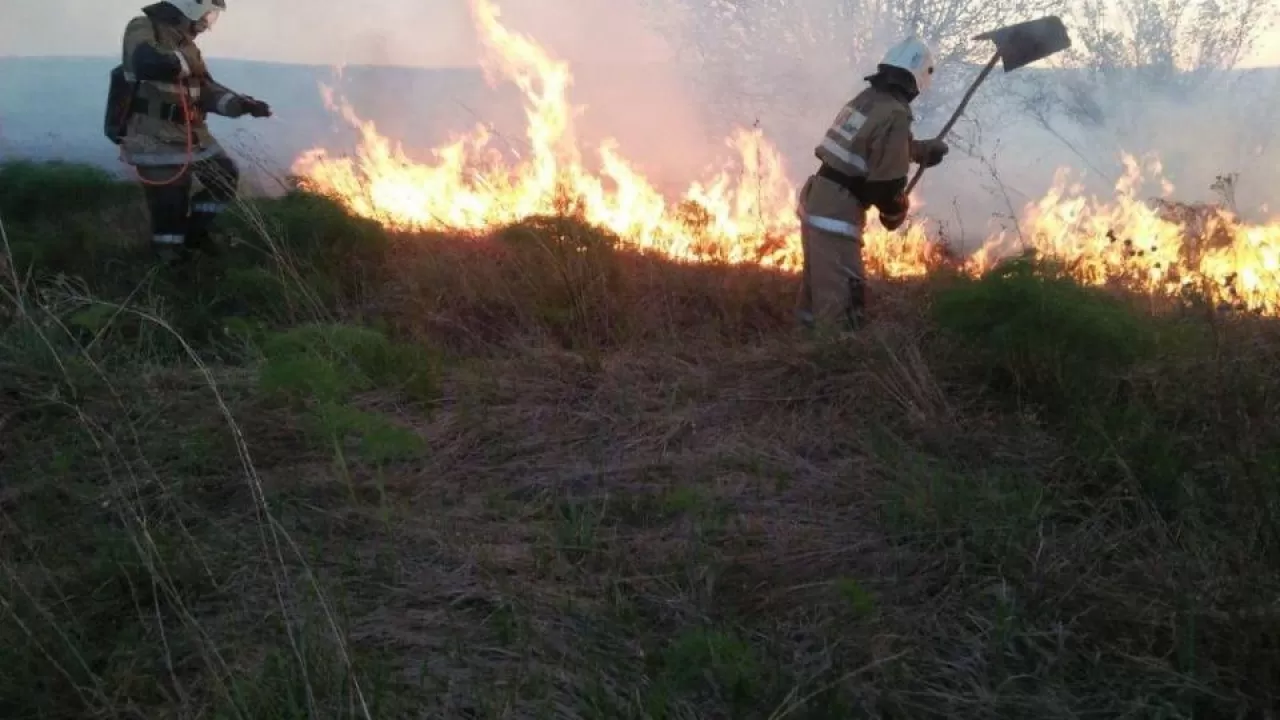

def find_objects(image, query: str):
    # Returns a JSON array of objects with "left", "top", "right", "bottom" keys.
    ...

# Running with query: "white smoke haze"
[
  {"left": 470, "top": 0, "right": 720, "bottom": 193},
  {"left": 0, "top": 0, "right": 1277, "bottom": 249},
  {"left": 308, "top": 0, "right": 1278, "bottom": 248},
  {"left": 622, "top": 0, "right": 1280, "bottom": 244}
]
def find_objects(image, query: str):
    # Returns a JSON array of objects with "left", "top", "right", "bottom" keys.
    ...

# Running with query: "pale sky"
[
  {"left": 0, "top": 0, "right": 1276, "bottom": 68},
  {"left": 1250, "top": 38, "right": 1280, "bottom": 68},
  {"left": 0, "top": 0, "right": 672, "bottom": 68}
]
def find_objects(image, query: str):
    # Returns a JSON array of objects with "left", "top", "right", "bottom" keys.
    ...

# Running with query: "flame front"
[
  {"left": 974, "top": 156, "right": 1280, "bottom": 312},
  {"left": 292, "top": 0, "right": 1280, "bottom": 314}
]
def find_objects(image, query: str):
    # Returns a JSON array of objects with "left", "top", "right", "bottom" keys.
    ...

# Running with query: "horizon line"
[{"left": 3, "top": 53, "right": 1277, "bottom": 74}]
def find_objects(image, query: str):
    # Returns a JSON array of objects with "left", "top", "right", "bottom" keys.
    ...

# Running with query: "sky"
[
  {"left": 1252, "top": 42, "right": 1280, "bottom": 67},
  {"left": 2, "top": 0, "right": 1276, "bottom": 230},
  {"left": 0, "top": 0, "right": 675, "bottom": 68},
  {"left": 4, "top": 0, "right": 1275, "bottom": 68}
]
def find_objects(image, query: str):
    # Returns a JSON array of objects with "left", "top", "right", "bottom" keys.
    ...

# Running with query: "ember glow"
[{"left": 292, "top": 0, "right": 1280, "bottom": 314}]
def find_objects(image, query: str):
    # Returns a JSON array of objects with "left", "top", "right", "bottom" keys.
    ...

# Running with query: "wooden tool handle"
[{"left": 905, "top": 49, "right": 1001, "bottom": 195}]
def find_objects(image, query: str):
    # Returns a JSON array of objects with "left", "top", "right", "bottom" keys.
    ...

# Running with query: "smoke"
[
  {"left": 7, "top": 0, "right": 1275, "bottom": 236},
  {"left": 466, "top": 0, "right": 720, "bottom": 194},
  {"left": 617, "top": 0, "right": 1280, "bottom": 242},
  {"left": 409, "top": 0, "right": 1280, "bottom": 243},
  {"left": 294, "top": 0, "right": 1276, "bottom": 245},
  {"left": 310, "top": 0, "right": 724, "bottom": 198}
]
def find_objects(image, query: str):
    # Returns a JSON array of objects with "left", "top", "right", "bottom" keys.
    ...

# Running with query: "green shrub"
[
  {"left": 310, "top": 401, "right": 427, "bottom": 464},
  {"left": 258, "top": 323, "right": 438, "bottom": 404},
  {"left": 494, "top": 213, "right": 619, "bottom": 254},
  {"left": 0, "top": 160, "right": 137, "bottom": 223},
  {"left": 251, "top": 190, "right": 386, "bottom": 256},
  {"left": 257, "top": 324, "right": 437, "bottom": 462},
  {"left": 0, "top": 161, "right": 146, "bottom": 278},
  {"left": 225, "top": 190, "right": 390, "bottom": 307},
  {"left": 493, "top": 214, "right": 629, "bottom": 348},
  {"left": 931, "top": 253, "right": 1152, "bottom": 415},
  {"left": 648, "top": 627, "right": 765, "bottom": 713}
]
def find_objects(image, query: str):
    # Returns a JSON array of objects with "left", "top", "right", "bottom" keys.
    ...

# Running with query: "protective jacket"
[
  {"left": 119, "top": 3, "right": 250, "bottom": 166},
  {"left": 803, "top": 85, "right": 939, "bottom": 237}
]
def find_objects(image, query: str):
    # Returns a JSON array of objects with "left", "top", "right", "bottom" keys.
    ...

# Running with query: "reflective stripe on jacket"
[
  {"left": 795, "top": 174, "right": 867, "bottom": 240},
  {"left": 814, "top": 86, "right": 915, "bottom": 183}
]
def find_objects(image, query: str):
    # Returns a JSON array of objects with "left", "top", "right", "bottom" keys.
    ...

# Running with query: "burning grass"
[
  {"left": 288, "top": 0, "right": 1280, "bottom": 321},
  {"left": 1, "top": 160, "right": 1279, "bottom": 718}
]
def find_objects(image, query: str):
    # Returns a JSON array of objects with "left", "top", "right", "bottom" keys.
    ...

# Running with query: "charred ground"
[{"left": 2, "top": 159, "right": 1278, "bottom": 718}]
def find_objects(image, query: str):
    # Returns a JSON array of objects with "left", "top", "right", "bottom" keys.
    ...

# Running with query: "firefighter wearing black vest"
[{"left": 112, "top": 0, "right": 271, "bottom": 260}]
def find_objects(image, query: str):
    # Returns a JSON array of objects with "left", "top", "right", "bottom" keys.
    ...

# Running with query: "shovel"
[{"left": 905, "top": 15, "right": 1073, "bottom": 194}]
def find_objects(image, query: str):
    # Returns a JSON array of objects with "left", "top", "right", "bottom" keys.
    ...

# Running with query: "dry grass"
[{"left": 1, "top": 162, "right": 1278, "bottom": 718}]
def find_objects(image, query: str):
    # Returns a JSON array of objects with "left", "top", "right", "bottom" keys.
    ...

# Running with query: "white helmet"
[
  {"left": 878, "top": 37, "right": 936, "bottom": 95},
  {"left": 165, "top": 0, "right": 225, "bottom": 29}
]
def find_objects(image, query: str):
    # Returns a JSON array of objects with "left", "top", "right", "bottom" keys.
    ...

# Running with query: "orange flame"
[
  {"left": 972, "top": 155, "right": 1280, "bottom": 312},
  {"left": 292, "top": 0, "right": 1280, "bottom": 314}
]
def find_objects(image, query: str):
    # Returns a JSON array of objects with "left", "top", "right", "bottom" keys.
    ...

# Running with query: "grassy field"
[{"left": 1, "top": 159, "right": 1278, "bottom": 719}]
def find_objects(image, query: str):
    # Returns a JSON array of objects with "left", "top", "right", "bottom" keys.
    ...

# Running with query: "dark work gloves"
[
  {"left": 916, "top": 138, "right": 949, "bottom": 168},
  {"left": 239, "top": 95, "right": 272, "bottom": 118}
]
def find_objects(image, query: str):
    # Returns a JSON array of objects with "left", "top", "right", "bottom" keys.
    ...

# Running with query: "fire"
[
  {"left": 291, "top": 0, "right": 939, "bottom": 276},
  {"left": 972, "top": 156, "right": 1280, "bottom": 312},
  {"left": 292, "top": 0, "right": 1280, "bottom": 314}
]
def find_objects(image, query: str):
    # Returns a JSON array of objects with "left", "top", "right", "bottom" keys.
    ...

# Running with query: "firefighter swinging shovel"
[{"left": 906, "top": 15, "right": 1074, "bottom": 194}]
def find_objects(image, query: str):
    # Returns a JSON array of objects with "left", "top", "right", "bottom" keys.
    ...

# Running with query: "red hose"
[{"left": 121, "top": 78, "right": 194, "bottom": 187}]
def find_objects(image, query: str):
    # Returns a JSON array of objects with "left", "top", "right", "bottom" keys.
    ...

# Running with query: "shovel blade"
[{"left": 974, "top": 15, "right": 1073, "bottom": 72}]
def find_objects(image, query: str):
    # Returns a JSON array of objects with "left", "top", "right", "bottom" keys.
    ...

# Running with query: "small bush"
[
  {"left": 258, "top": 323, "right": 439, "bottom": 404},
  {"left": 0, "top": 160, "right": 137, "bottom": 223},
  {"left": 0, "top": 161, "right": 146, "bottom": 277},
  {"left": 494, "top": 213, "right": 620, "bottom": 255},
  {"left": 493, "top": 214, "right": 630, "bottom": 348},
  {"left": 311, "top": 401, "right": 428, "bottom": 464},
  {"left": 649, "top": 627, "right": 764, "bottom": 712},
  {"left": 227, "top": 190, "right": 390, "bottom": 305},
  {"left": 257, "top": 324, "right": 436, "bottom": 463},
  {"left": 232, "top": 190, "right": 386, "bottom": 255},
  {"left": 931, "top": 253, "right": 1152, "bottom": 415}
]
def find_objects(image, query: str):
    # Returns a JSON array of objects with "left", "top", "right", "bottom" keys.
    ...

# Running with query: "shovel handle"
[{"left": 905, "top": 49, "right": 1001, "bottom": 195}]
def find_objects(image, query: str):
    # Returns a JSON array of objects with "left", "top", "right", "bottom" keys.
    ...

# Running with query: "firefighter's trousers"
[
  {"left": 136, "top": 152, "right": 240, "bottom": 255},
  {"left": 794, "top": 174, "right": 868, "bottom": 332}
]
